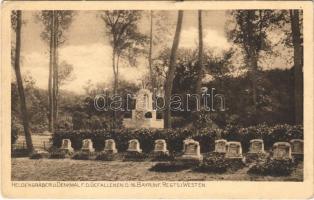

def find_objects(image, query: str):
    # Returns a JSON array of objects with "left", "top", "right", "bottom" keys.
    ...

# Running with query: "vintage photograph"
[{"left": 10, "top": 9, "right": 304, "bottom": 182}]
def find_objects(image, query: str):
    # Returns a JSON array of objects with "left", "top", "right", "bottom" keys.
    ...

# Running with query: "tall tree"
[
  {"left": 100, "top": 11, "right": 146, "bottom": 128},
  {"left": 48, "top": 11, "right": 55, "bottom": 132},
  {"left": 289, "top": 10, "right": 303, "bottom": 124},
  {"left": 195, "top": 10, "right": 204, "bottom": 96},
  {"left": 12, "top": 11, "right": 34, "bottom": 152},
  {"left": 164, "top": 10, "right": 184, "bottom": 128},
  {"left": 37, "top": 11, "right": 74, "bottom": 132},
  {"left": 227, "top": 10, "right": 272, "bottom": 111},
  {"left": 148, "top": 11, "right": 156, "bottom": 94},
  {"left": 264, "top": 10, "right": 303, "bottom": 124}
]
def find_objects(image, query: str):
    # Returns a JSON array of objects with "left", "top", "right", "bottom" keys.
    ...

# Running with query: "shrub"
[
  {"left": 195, "top": 152, "right": 228, "bottom": 173},
  {"left": 49, "top": 148, "right": 72, "bottom": 159},
  {"left": 11, "top": 148, "right": 30, "bottom": 158},
  {"left": 49, "top": 152, "right": 66, "bottom": 159},
  {"left": 123, "top": 151, "right": 148, "bottom": 161},
  {"left": 248, "top": 158, "right": 295, "bottom": 176},
  {"left": 72, "top": 151, "right": 96, "bottom": 160},
  {"left": 151, "top": 152, "right": 174, "bottom": 162},
  {"left": 225, "top": 158, "right": 245, "bottom": 171},
  {"left": 245, "top": 152, "right": 268, "bottom": 164},
  {"left": 96, "top": 152, "right": 119, "bottom": 161},
  {"left": 29, "top": 150, "right": 49, "bottom": 159},
  {"left": 149, "top": 162, "right": 192, "bottom": 172},
  {"left": 52, "top": 124, "right": 303, "bottom": 154},
  {"left": 11, "top": 122, "right": 20, "bottom": 145}
]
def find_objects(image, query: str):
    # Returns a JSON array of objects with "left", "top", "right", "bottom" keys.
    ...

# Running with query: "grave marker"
[
  {"left": 214, "top": 139, "right": 227, "bottom": 153},
  {"left": 180, "top": 139, "right": 203, "bottom": 161},
  {"left": 127, "top": 139, "right": 142, "bottom": 153},
  {"left": 104, "top": 139, "right": 118, "bottom": 154},
  {"left": 60, "top": 139, "right": 74, "bottom": 153},
  {"left": 226, "top": 141, "right": 243, "bottom": 158},
  {"left": 81, "top": 139, "right": 95, "bottom": 153},
  {"left": 290, "top": 139, "right": 303, "bottom": 155},
  {"left": 249, "top": 139, "right": 265, "bottom": 154},
  {"left": 153, "top": 139, "right": 169, "bottom": 154},
  {"left": 273, "top": 142, "right": 292, "bottom": 159}
]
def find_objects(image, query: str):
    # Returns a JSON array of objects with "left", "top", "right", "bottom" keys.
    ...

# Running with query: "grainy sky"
[{"left": 14, "top": 10, "right": 291, "bottom": 94}]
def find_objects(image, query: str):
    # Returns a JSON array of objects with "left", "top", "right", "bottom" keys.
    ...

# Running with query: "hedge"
[{"left": 52, "top": 124, "right": 303, "bottom": 153}]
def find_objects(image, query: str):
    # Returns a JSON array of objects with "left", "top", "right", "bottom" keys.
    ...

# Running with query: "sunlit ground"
[{"left": 11, "top": 158, "right": 303, "bottom": 181}]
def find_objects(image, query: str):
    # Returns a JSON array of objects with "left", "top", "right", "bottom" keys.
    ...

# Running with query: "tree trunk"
[
  {"left": 246, "top": 10, "right": 258, "bottom": 111},
  {"left": 14, "top": 11, "right": 34, "bottom": 153},
  {"left": 195, "top": 10, "right": 203, "bottom": 96},
  {"left": 164, "top": 10, "right": 184, "bottom": 128},
  {"left": 290, "top": 10, "right": 303, "bottom": 124},
  {"left": 148, "top": 11, "right": 156, "bottom": 94},
  {"left": 112, "top": 47, "right": 117, "bottom": 129},
  {"left": 48, "top": 11, "right": 54, "bottom": 133},
  {"left": 53, "top": 12, "right": 59, "bottom": 130}
]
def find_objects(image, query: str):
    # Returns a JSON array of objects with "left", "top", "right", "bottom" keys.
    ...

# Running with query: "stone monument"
[
  {"left": 153, "top": 139, "right": 169, "bottom": 154},
  {"left": 272, "top": 142, "right": 292, "bottom": 159},
  {"left": 225, "top": 141, "right": 243, "bottom": 158},
  {"left": 214, "top": 139, "right": 227, "bottom": 153},
  {"left": 179, "top": 139, "right": 203, "bottom": 161},
  {"left": 104, "top": 139, "right": 118, "bottom": 154},
  {"left": 249, "top": 139, "right": 265, "bottom": 154},
  {"left": 123, "top": 89, "right": 164, "bottom": 129},
  {"left": 127, "top": 139, "right": 142, "bottom": 153},
  {"left": 60, "top": 139, "right": 74, "bottom": 153},
  {"left": 81, "top": 139, "right": 95, "bottom": 153},
  {"left": 290, "top": 139, "right": 303, "bottom": 156}
]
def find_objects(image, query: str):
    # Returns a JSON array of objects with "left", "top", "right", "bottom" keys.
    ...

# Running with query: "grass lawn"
[{"left": 11, "top": 158, "right": 303, "bottom": 181}]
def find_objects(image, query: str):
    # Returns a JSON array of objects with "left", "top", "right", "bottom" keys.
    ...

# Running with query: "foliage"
[
  {"left": 29, "top": 150, "right": 49, "bottom": 159},
  {"left": 58, "top": 61, "right": 75, "bottom": 86},
  {"left": 11, "top": 148, "right": 30, "bottom": 158},
  {"left": 95, "top": 152, "right": 119, "bottom": 161},
  {"left": 48, "top": 147, "right": 72, "bottom": 159},
  {"left": 151, "top": 152, "right": 174, "bottom": 162},
  {"left": 49, "top": 151, "right": 66, "bottom": 159},
  {"left": 248, "top": 158, "right": 295, "bottom": 176},
  {"left": 72, "top": 151, "right": 95, "bottom": 160},
  {"left": 52, "top": 124, "right": 302, "bottom": 154},
  {"left": 11, "top": 117, "right": 21, "bottom": 144},
  {"left": 123, "top": 152, "right": 148, "bottom": 161},
  {"left": 36, "top": 11, "right": 75, "bottom": 45},
  {"left": 245, "top": 152, "right": 268, "bottom": 163},
  {"left": 100, "top": 10, "right": 147, "bottom": 66},
  {"left": 195, "top": 152, "right": 245, "bottom": 173},
  {"left": 195, "top": 152, "right": 228, "bottom": 173},
  {"left": 149, "top": 161, "right": 192, "bottom": 172}
]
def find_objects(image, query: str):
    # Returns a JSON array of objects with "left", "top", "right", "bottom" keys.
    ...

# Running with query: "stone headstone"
[
  {"left": 273, "top": 142, "right": 292, "bottom": 159},
  {"left": 181, "top": 139, "right": 203, "bottom": 161},
  {"left": 249, "top": 139, "right": 265, "bottom": 153},
  {"left": 127, "top": 139, "right": 142, "bottom": 153},
  {"left": 81, "top": 139, "right": 95, "bottom": 153},
  {"left": 60, "top": 139, "right": 74, "bottom": 153},
  {"left": 214, "top": 139, "right": 227, "bottom": 153},
  {"left": 104, "top": 139, "right": 118, "bottom": 153},
  {"left": 290, "top": 139, "right": 303, "bottom": 155},
  {"left": 226, "top": 141, "right": 243, "bottom": 158},
  {"left": 153, "top": 139, "right": 169, "bottom": 153}
]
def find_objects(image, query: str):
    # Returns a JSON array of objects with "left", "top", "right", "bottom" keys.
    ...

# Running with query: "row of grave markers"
[{"left": 60, "top": 138, "right": 303, "bottom": 160}]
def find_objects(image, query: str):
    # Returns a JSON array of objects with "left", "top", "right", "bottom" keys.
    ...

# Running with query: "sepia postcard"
[{"left": 1, "top": 0, "right": 313, "bottom": 198}]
